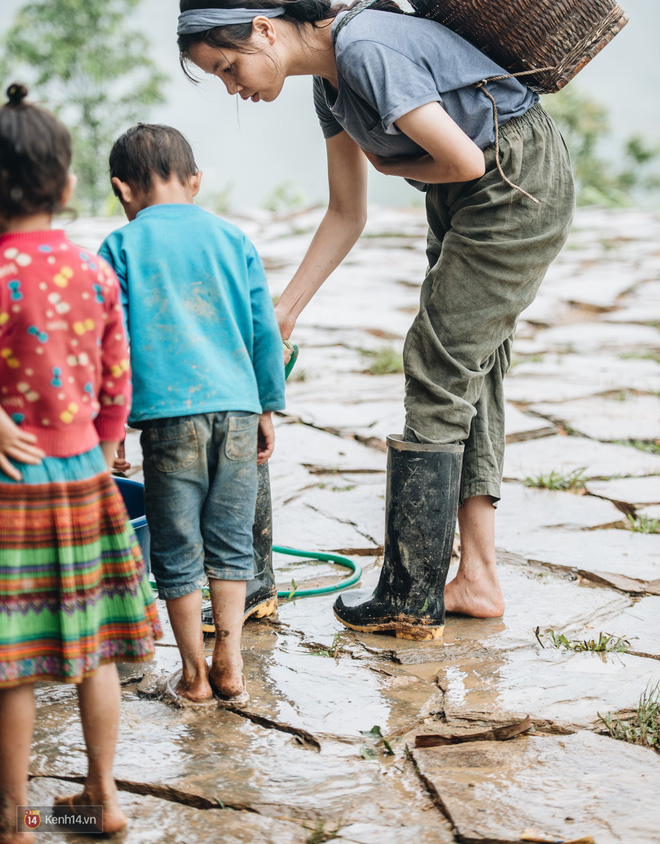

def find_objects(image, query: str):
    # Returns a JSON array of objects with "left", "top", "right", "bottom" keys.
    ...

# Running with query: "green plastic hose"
[{"left": 273, "top": 545, "right": 362, "bottom": 599}]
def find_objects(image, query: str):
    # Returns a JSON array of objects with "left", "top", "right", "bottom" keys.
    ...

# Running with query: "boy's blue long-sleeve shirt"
[{"left": 98, "top": 204, "right": 285, "bottom": 425}]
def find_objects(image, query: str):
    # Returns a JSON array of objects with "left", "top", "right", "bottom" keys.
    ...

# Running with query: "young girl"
[
  {"left": 177, "top": 0, "right": 575, "bottom": 640},
  {"left": 0, "top": 84, "right": 161, "bottom": 842}
]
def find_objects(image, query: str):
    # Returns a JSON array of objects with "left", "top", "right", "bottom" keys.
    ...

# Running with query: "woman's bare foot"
[
  {"left": 444, "top": 567, "right": 505, "bottom": 617},
  {"left": 53, "top": 790, "right": 127, "bottom": 835},
  {"left": 446, "top": 495, "right": 505, "bottom": 618}
]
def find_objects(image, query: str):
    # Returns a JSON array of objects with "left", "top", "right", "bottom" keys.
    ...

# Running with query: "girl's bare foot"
[
  {"left": 0, "top": 816, "right": 35, "bottom": 844},
  {"left": 53, "top": 790, "right": 127, "bottom": 835}
]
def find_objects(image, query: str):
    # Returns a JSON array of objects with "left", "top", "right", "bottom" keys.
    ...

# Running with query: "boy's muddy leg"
[
  {"left": 208, "top": 579, "right": 246, "bottom": 698},
  {"left": 166, "top": 590, "right": 213, "bottom": 702},
  {"left": 0, "top": 684, "right": 35, "bottom": 844},
  {"left": 445, "top": 495, "right": 505, "bottom": 617},
  {"left": 54, "top": 664, "right": 127, "bottom": 835}
]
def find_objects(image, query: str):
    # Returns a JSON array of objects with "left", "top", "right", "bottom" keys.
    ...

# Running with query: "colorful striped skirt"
[{"left": 0, "top": 447, "right": 162, "bottom": 688}]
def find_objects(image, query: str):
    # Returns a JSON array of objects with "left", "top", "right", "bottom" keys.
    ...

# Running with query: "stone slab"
[
  {"left": 314, "top": 562, "right": 629, "bottom": 667},
  {"left": 499, "top": 525, "right": 660, "bottom": 584},
  {"left": 438, "top": 647, "right": 660, "bottom": 731},
  {"left": 528, "top": 394, "right": 660, "bottom": 441},
  {"left": 298, "top": 484, "right": 385, "bottom": 548},
  {"left": 26, "top": 777, "right": 309, "bottom": 844},
  {"left": 591, "top": 596, "right": 660, "bottom": 660},
  {"left": 508, "top": 352, "right": 660, "bottom": 394},
  {"left": 551, "top": 264, "right": 643, "bottom": 309},
  {"left": 274, "top": 498, "right": 381, "bottom": 553},
  {"left": 412, "top": 732, "right": 660, "bottom": 844},
  {"left": 504, "top": 435, "right": 660, "bottom": 481},
  {"left": 504, "top": 404, "right": 556, "bottom": 442},
  {"left": 274, "top": 419, "right": 386, "bottom": 474},
  {"left": 32, "top": 694, "right": 452, "bottom": 839},
  {"left": 433, "top": 564, "right": 628, "bottom": 658},
  {"left": 530, "top": 322, "right": 660, "bottom": 355},
  {"left": 497, "top": 483, "right": 622, "bottom": 534},
  {"left": 586, "top": 475, "right": 660, "bottom": 506}
]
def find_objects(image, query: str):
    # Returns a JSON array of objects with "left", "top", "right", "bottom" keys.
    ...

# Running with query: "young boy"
[{"left": 99, "top": 124, "right": 285, "bottom": 707}]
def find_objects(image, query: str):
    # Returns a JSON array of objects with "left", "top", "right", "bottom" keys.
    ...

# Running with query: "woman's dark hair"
[
  {"left": 109, "top": 124, "right": 198, "bottom": 197},
  {"left": 178, "top": 0, "right": 403, "bottom": 78},
  {"left": 0, "top": 84, "right": 72, "bottom": 224}
]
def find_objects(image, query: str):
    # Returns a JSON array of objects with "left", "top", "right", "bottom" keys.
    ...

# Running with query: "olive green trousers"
[{"left": 403, "top": 103, "right": 575, "bottom": 504}]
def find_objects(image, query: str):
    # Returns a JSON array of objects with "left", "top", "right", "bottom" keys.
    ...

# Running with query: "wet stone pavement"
[{"left": 35, "top": 207, "right": 660, "bottom": 843}]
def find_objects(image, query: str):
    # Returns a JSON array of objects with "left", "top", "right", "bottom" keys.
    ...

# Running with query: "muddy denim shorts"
[{"left": 140, "top": 411, "right": 258, "bottom": 600}]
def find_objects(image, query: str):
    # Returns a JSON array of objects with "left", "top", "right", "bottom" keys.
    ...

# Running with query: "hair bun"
[{"left": 6, "top": 83, "right": 28, "bottom": 107}]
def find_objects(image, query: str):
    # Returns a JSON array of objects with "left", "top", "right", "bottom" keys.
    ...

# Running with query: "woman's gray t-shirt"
[{"left": 313, "top": 9, "right": 538, "bottom": 190}]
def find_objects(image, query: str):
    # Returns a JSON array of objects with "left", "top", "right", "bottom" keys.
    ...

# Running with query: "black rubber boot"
[
  {"left": 202, "top": 462, "right": 277, "bottom": 635},
  {"left": 243, "top": 461, "right": 278, "bottom": 622},
  {"left": 333, "top": 435, "right": 463, "bottom": 640}
]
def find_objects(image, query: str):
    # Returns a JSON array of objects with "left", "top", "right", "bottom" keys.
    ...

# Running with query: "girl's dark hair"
[
  {"left": 178, "top": 0, "right": 403, "bottom": 78},
  {"left": 109, "top": 124, "right": 198, "bottom": 197},
  {"left": 0, "top": 84, "right": 72, "bottom": 224}
]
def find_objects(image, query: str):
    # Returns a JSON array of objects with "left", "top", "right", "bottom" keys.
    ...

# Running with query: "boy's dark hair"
[
  {"left": 109, "top": 124, "right": 198, "bottom": 197},
  {"left": 0, "top": 84, "right": 72, "bottom": 225}
]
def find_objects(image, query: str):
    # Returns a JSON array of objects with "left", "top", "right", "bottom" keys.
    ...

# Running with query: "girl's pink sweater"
[{"left": 0, "top": 230, "right": 131, "bottom": 457}]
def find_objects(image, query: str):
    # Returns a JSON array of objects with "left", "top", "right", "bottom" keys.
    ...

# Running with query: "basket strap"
[
  {"left": 333, "top": 7, "right": 554, "bottom": 204},
  {"left": 476, "top": 67, "right": 554, "bottom": 204},
  {"left": 332, "top": 0, "right": 380, "bottom": 47}
]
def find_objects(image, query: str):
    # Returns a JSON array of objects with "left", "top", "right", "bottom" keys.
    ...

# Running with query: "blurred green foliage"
[
  {"left": 543, "top": 87, "right": 660, "bottom": 207},
  {"left": 0, "top": 0, "right": 168, "bottom": 214},
  {"left": 262, "top": 181, "right": 307, "bottom": 214}
]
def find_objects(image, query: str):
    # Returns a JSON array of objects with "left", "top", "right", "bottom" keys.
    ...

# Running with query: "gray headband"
[{"left": 177, "top": 8, "right": 285, "bottom": 35}]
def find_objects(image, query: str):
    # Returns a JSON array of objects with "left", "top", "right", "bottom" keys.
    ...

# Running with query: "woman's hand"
[
  {"left": 0, "top": 408, "right": 45, "bottom": 480},
  {"left": 257, "top": 411, "right": 275, "bottom": 465},
  {"left": 274, "top": 301, "right": 296, "bottom": 342}
]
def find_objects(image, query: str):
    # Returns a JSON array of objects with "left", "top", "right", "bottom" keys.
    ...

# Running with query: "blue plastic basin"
[{"left": 114, "top": 476, "right": 151, "bottom": 571}]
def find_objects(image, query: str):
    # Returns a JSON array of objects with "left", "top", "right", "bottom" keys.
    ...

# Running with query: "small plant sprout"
[
  {"left": 625, "top": 514, "right": 660, "bottom": 534},
  {"left": 359, "top": 725, "right": 395, "bottom": 759},
  {"left": 524, "top": 467, "right": 587, "bottom": 492},
  {"left": 535, "top": 627, "right": 630, "bottom": 653},
  {"left": 613, "top": 439, "right": 660, "bottom": 456},
  {"left": 306, "top": 820, "right": 343, "bottom": 844},
  {"left": 599, "top": 684, "right": 660, "bottom": 751}
]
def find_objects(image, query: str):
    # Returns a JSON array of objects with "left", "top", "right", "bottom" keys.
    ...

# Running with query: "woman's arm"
[
  {"left": 274, "top": 130, "right": 368, "bottom": 339},
  {"left": 364, "top": 102, "right": 486, "bottom": 184}
]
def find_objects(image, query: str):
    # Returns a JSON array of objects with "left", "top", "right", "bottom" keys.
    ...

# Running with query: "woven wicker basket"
[{"left": 409, "top": 0, "right": 629, "bottom": 93}]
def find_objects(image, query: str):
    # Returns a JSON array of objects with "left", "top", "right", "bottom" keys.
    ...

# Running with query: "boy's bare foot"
[
  {"left": 53, "top": 791, "right": 127, "bottom": 835},
  {"left": 444, "top": 569, "right": 505, "bottom": 618},
  {"left": 175, "top": 663, "right": 213, "bottom": 703},
  {"left": 208, "top": 657, "right": 245, "bottom": 699}
]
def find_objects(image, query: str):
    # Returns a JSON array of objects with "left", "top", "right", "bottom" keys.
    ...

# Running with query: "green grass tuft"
[
  {"left": 535, "top": 627, "right": 630, "bottom": 653},
  {"left": 599, "top": 684, "right": 660, "bottom": 751},
  {"left": 359, "top": 345, "right": 404, "bottom": 375},
  {"left": 626, "top": 514, "right": 660, "bottom": 534},
  {"left": 524, "top": 467, "right": 587, "bottom": 492}
]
